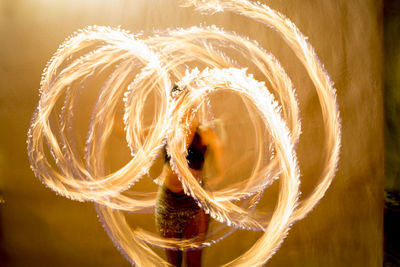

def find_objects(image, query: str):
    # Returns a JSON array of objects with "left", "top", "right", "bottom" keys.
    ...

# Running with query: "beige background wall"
[{"left": 0, "top": 0, "right": 383, "bottom": 266}]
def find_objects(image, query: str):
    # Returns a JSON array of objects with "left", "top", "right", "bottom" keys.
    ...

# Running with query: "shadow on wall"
[
  {"left": 384, "top": 0, "right": 400, "bottom": 266},
  {"left": 0, "top": 201, "right": 10, "bottom": 266}
]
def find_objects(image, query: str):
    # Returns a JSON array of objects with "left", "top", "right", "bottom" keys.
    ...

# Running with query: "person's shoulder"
[
  {"left": 198, "top": 125, "right": 217, "bottom": 143},
  {"left": 198, "top": 124, "right": 211, "bottom": 134}
]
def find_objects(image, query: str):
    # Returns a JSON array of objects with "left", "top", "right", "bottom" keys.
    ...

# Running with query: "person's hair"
[{"left": 171, "top": 84, "right": 183, "bottom": 93}]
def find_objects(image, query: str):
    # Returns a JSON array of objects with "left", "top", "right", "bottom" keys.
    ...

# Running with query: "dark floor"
[{"left": 384, "top": 191, "right": 400, "bottom": 266}]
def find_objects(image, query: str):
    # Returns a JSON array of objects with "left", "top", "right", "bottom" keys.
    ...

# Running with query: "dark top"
[{"left": 164, "top": 129, "right": 208, "bottom": 170}]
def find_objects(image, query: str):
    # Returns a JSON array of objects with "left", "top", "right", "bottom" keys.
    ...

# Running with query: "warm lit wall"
[{"left": 0, "top": 0, "right": 383, "bottom": 266}]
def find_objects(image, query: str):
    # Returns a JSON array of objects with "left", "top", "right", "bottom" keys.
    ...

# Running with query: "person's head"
[
  {"left": 170, "top": 84, "right": 186, "bottom": 99},
  {"left": 170, "top": 84, "right": 199, "bottom": 128}
]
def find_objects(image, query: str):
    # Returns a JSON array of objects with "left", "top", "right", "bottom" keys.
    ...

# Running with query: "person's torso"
[{"left": 164, "top": 128, "right": 208, "bottom": 170}]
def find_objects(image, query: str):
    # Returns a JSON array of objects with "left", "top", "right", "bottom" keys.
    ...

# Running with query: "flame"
[{"left": 27, "top": 1, "right": 341, "bottom": 266}]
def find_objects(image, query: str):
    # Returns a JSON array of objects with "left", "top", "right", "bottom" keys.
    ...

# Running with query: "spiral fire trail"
[{"left": 27, "top": 0, "right": 341, "bottom": 266}]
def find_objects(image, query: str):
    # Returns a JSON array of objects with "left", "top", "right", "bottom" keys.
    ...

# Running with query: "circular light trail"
[{"left": 27, "top": 1, "right": 341, "bottom": 266}]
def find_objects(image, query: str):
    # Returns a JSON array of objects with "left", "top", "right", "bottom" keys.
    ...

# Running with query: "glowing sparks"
[{"left": 27, "top": 0, "right": 341, "bottom": 266}]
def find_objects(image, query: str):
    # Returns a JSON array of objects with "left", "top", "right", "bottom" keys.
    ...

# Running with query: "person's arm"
[{"left": 201, "top": 128, "right": 225, "bottom": 187}]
